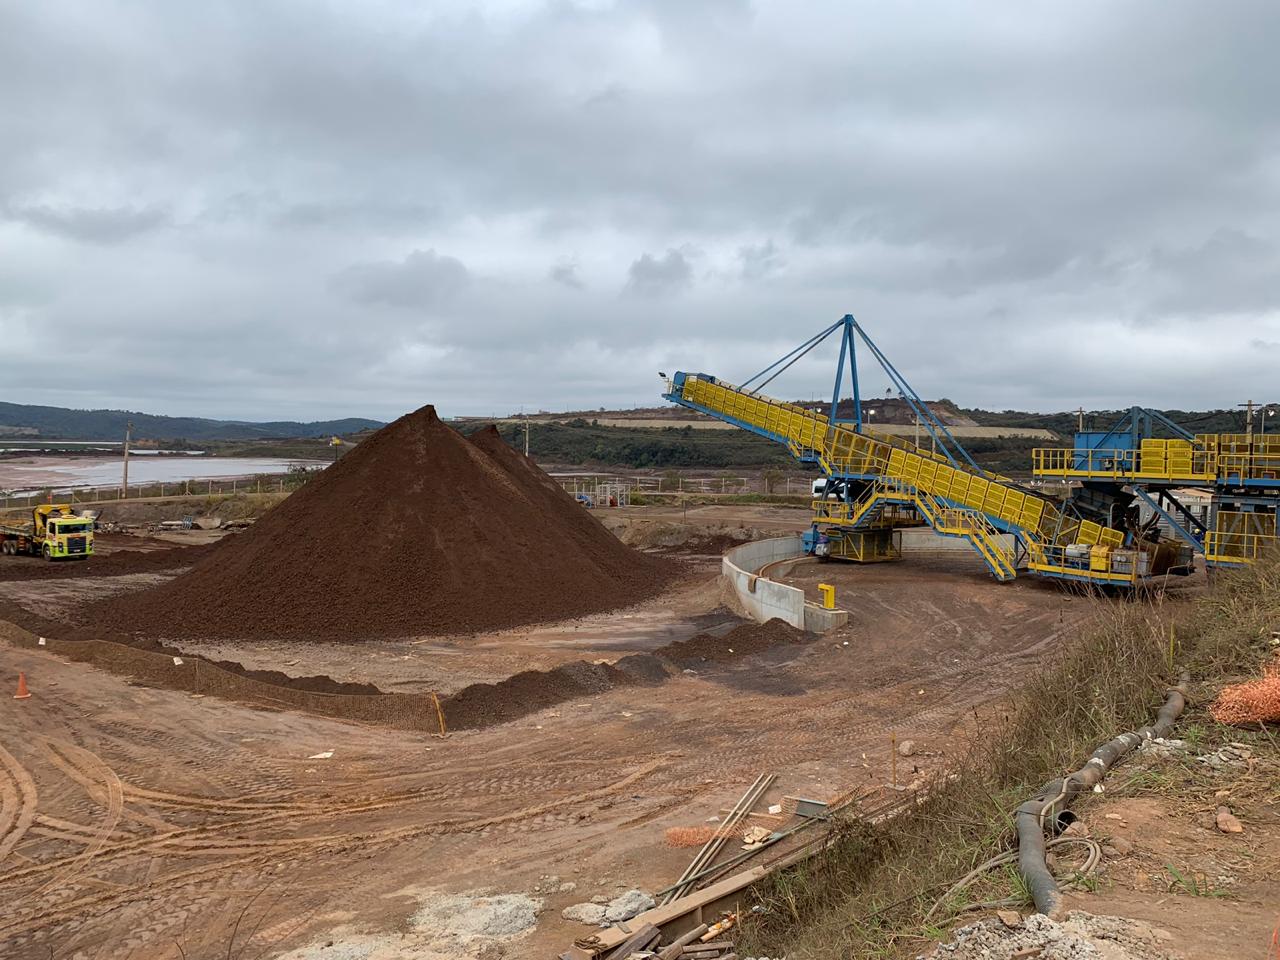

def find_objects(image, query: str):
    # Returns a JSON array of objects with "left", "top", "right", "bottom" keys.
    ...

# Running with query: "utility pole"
[
  {"left": 524, "top": 414, "right": 530, "bottom": 457},
  {"left": 1076, "top": 407, "right": 1085, "bottom": 432},
  {"left": 122, "top": 421, "right": 133, "bottom": 498},
  {"left": 1239, "top": 400, "right": 1256, "bottom": 443}
]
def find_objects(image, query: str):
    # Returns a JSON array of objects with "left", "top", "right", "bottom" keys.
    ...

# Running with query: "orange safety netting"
[
  {"left": 663, "top": 825, "right": 718, "bottom": 848},
  {"left": 1211, "top": 654, "right": 1280, "bottom": 726}
]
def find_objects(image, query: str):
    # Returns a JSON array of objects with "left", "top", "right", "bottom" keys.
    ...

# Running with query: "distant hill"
[
  {"left": 0, "top": 401, "right": 383, "bottom": 442},
  {"left": 959, "top": 406, "right": 1251, "bottom": 437}
]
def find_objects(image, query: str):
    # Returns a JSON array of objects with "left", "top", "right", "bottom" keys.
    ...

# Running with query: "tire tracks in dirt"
[
  {"left": 0, "top": 754, "right": 668, "bottom": 890},
  {"left": 0, "top": 755, "right": 670, "bottom": 943},
  {"left": 30, "top": 739, "right": 124, "bottom": 899},
  {"left": 0, "top": 742, "right": 38, "bottom": 866}
]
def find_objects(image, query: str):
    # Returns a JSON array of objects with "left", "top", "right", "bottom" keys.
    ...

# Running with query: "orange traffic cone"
[{"left": 13, "top": 672, "right": 31, "bottom": 700}]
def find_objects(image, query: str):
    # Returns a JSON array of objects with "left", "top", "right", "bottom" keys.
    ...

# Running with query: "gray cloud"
[
  {"left": 5, "top": 203, "right": 169, "bottom": 244},
  {"left": 626, "top": 249, "right": 693, "bottom": 298},
  {"left": 1, "top": 1, "right": 1279, "bottom": 420},
  {"left": 334, "top": 249, "right": 469, "bottom": 310},
  {"left": 549, "top": 260, "right": 585, "bottom": 290},
  {"left": 738, "top": 240, "right": 783, "bottom": 280}
]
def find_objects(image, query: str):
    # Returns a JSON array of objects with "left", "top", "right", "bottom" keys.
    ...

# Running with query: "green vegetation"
[
  {"left": 471, "top": 420, "right": 796, "bottom": 469},
  {"left": 204, "top": 437, "right": 340, "bottom": 459},
  {"left": 0, "top": 400, "right": 380, "bottom": 442},
  {"left": 740, "top": 558, "right": 1280, "bottom": 959},
  {"left": 468, "top": 420, "right": 1049, "bottom": 476}
]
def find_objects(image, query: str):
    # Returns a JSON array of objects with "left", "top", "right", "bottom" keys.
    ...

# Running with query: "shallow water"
[{"left": 0, "top": 455, "right": 328, "bottom": 493}]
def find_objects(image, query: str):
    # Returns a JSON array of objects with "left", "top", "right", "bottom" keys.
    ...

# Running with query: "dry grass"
[{"left": 740, "top": 557, "right": 1280, "bottom": 960}]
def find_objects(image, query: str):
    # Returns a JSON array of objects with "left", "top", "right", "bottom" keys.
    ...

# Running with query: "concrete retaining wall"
[{"left": 723, "top": 537, "right": 848, "bottom": 633}]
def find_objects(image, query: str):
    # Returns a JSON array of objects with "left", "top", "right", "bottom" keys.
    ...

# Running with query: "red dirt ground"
[{"left": 0, "top": 548, "right": 1110, "bottom": 960}]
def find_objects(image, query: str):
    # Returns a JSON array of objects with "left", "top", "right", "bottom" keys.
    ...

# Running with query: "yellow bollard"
[{"left": 818, "top": 583, "right": 836, "bottom": 610}]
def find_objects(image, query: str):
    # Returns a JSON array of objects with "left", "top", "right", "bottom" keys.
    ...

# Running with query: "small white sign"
[
  {"left": 38, "top": 637, "right": 47, "bottom": 646},
  {"left": 173, "top": 657, "right": 184, "bottom": 666}
]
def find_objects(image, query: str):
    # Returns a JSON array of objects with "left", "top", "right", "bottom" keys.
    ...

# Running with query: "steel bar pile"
[{"left": 661, "top": 773, "right": 776, "bottom": 905}]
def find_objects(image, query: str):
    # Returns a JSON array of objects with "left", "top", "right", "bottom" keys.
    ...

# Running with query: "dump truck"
[{"left": 0, "top": 504, "right": 96, "bottom": 560}]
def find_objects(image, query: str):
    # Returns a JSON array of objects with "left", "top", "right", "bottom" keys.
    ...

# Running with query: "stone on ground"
[{"left": 604, "top": 889, "right": 656, "bottom": 923}]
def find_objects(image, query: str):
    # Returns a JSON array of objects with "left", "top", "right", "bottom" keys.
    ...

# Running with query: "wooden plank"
[
  {"left": 602, "top": 923, "right": 659, "bottom": 960},
  {"left": 584, "top": 867, "right": 769, "bottom": 953},
  {"left": 656, "top": 923, "right": 710, "bottom": 959}
]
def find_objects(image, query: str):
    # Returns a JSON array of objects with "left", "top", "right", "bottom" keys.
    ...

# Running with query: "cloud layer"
[{"left": 2, "top": 1, "right": 1278, "bottom": 420}]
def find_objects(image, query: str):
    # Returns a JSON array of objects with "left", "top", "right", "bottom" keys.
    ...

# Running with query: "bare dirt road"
[{"left": 0, "top": 545, "right": 1107, "bottom": 960}]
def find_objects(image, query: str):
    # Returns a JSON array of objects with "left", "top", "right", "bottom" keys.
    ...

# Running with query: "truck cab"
[
  {"left": 41, "top": 514, "right": 94, "bottom": 559},
  {"left": 0, "top": 504, "right": 96, "bottom": 560}
]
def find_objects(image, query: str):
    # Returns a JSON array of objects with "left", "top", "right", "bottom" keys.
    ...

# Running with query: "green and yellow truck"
[{"left": 0, "top": 504, "right": 96, "bottom": 560}]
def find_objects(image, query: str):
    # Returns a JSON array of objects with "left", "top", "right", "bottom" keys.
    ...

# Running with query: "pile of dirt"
[
  {"left": 443, "top": 617, "right": 810, "bottom": 730},
  {"left": 92, "top": 408, "right": 674, "bottom": 642},
  {"left": 661, "top": 618, "right": 807, "bottom": 664},
  {"left": 444, "top": 659, "right": 637, "bottom": 729},
  {"left": 0, "top": 542, "right": 216, "bottom": 582}
]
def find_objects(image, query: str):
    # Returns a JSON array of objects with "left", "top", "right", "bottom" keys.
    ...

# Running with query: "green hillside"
[{"left": 0, "top": 401, "right": 382, "bottom": 442}]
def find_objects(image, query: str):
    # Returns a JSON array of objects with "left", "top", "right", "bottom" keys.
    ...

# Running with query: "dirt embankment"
[
  {"left": 0, "top": 593, "right": 809, "bottom": 729},
  {"left": 90, "top": 408, "right": 677, "bottom": 643},
  {"left": 442, "top": 619, "right": 811, "bottom": 730},
  {"left": 0, "top": 603, "right": 379, "bottom": 695}
]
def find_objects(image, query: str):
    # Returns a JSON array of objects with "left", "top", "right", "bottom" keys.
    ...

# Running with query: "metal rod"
[
  {"left": 740, "top": 320, "right": 842, "bottom": 391},
  {"left": 663, "top": 773, "right": 773, "bottom": 904},
  {"left": 665, "top": 775, "right": 764, "bottom": 902},
  {"left": 851, "top": 320, "right": 984, "bottom": 475}
]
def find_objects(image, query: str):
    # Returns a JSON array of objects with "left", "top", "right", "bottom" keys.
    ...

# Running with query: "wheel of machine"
[{"left": 42, "top": 544, "right": 52, "bottom": 561}]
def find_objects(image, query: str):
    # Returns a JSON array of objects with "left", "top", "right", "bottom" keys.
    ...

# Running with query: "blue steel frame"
[{"left": 669, "top": 315, "right": 989, "bottom": 478}]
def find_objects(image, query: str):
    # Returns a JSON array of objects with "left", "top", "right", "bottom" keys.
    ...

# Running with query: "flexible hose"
[
  {"left": 922, "top": 836, "right": 1101, "bottom": 924},
  {"left": 1015, "top": 674, "right": 1187, "bottom": 916}
]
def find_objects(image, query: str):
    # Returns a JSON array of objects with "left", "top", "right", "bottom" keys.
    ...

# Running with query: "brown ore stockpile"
[{"left": 98, "top": 406, "right": 673, "bottom": 642}]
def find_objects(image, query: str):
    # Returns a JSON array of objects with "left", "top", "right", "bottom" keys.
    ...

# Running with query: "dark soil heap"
[
  {"left": 442, "top": 617, "right": 810, "bottom": 730},
  {"left": 96, "top": 407, "right": 673, "bottom": 642}
]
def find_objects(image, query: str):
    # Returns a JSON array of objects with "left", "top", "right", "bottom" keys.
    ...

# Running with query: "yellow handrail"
[{"left": 680, "top": 375, "right": 1124, "bottom": 551}]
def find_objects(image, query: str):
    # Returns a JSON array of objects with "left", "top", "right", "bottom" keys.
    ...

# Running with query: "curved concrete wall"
[{"left": 723, "top": 537, "right": 847, "bottom": 633}]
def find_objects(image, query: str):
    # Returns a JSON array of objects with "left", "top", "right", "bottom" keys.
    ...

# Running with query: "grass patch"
[
  {"left": 1164, "top": 864, "right": 1229, "bottom": 899},
  {"left": 739, "top": 557, "right": 1279, "bottom": 959}
]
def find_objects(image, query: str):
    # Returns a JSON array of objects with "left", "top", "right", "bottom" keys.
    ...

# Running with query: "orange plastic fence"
[{"left": 1210, "top": 655, "right": 1280, "bottom": 726}]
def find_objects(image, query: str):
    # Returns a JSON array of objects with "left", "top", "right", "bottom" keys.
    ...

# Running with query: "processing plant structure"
[{"left": 664, "top": 315, "right": 1278, "bottom": 587}]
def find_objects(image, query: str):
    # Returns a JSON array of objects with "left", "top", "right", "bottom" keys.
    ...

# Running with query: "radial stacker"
[{"left": 663, "top": 315, "right": 1277, "bottom": 587}]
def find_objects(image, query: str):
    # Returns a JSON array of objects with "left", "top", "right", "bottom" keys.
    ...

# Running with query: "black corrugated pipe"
[{"left": 1015, "top": 673, "right": 1188, "bottom": 917}]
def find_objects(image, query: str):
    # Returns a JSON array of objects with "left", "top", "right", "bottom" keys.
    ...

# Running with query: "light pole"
[{"left": 122, "top": 421, "right": 133, "bottom": 498}]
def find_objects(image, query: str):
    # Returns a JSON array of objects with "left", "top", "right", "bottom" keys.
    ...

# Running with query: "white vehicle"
[{"left": 812, "top": 478, "right": 830, "bottom": 497}]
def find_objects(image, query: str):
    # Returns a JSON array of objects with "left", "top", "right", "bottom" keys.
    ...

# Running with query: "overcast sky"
[{"left": 2, "top": 1, "right": 1278, "bottom": 421}]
